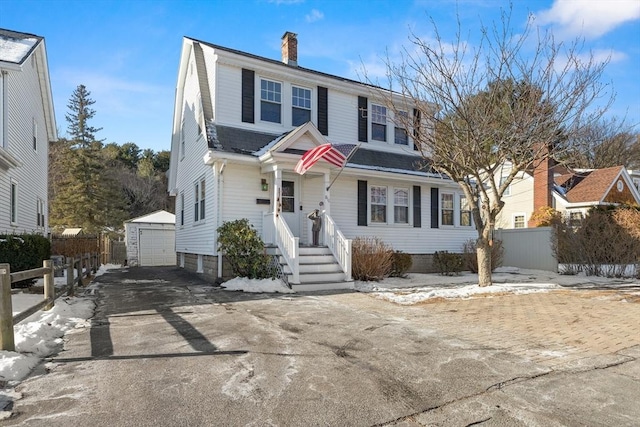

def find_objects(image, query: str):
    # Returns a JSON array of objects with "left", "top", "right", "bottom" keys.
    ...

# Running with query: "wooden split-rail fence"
[{"left": 0, "top": 253, "right": 99, "bottom": 352}]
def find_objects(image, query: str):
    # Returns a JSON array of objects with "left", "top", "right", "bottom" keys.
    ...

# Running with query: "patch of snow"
[{"left": 221, "top": 277, "right": 295, "bottom": 294}]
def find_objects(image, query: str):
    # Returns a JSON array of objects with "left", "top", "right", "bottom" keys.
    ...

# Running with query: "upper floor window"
[
  {"left": 499, "top": 176, "right": 511, "bottom": 196},
  {"left": 460, "top": 195, "right": 471, "bottom": 226},
  {"left": 370, "top": 186, "right": 387, "bottom": 223},
  {"left": 292, "top": 86, "right": 311, "bottom": 126},
  {"left": 194, "top": 178, "right": 205, "bottom": 222},
  {"left": 441, "top": 193, "right": 454, "bottom": 226},
  {"left": 633, "top": 178, "right": 640, "bottom": 191},
  {"left": 394, "top": 111, "right": 408, "bottom": 145},
  {"left": 33, "top": 118, "right": 38, "bottom": 151},
  {"left": 260, "top": 79, "right": 281, "bottom": 123},
  {"left": 371, "top": 104, "right": 387, "bottom": 142}
]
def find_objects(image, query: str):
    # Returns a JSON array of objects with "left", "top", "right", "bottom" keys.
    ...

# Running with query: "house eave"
[
  {"left": 0, "top": 147, "right": 22, "bottom": 170},
  {"left": 203, "top": 149, "right": 259, "bottom": 166}
]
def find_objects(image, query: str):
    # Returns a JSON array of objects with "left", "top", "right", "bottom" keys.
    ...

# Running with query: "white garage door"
[{"left": 139, "top": 228, "right": 176, "bottom": 266}]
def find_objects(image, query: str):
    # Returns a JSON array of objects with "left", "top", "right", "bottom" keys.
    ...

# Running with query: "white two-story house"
[
  {"left": 0, "top": 28, "right": 57, "bottom": 235},
  {"left": 168, "top": 32, "right": 476, "bottom": 289}
]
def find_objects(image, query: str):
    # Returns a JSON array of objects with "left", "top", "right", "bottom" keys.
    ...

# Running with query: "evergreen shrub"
[
  {"left": 217, "top": 219, "right": 275, "bottom": 279},
  {"left": 0, "top": 233, "right": 51, "bottom": 287}
]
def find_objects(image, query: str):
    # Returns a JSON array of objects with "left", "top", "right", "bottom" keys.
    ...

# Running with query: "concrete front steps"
[{"left": 266, "top": 245, "right": 353, "bottom": 292}]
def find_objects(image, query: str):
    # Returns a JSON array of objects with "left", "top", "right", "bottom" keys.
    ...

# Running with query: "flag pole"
[{"left": 326, "top": 143, "right": 360, "bottom": 191}]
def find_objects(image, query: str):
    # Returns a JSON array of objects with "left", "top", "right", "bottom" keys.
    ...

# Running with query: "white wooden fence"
[
  {"left": 494, "top": 227, "right": 558, "bottom": 272},
  {"left": 0, "top": 253, "right": 98, "bottom": 351}
]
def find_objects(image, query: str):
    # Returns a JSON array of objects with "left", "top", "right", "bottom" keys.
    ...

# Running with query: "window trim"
[
  {"left": 36, "top": 197, "right": 44, "bottom": 228},
  {"left": 291, "top": 85, "right": 312, "bottom": 126},
  {"left": 10, "top": 179, "right": 17, "bottom": 225},
  {"left": 459, "top": 194, "right": 472, "bottom": 227},
  {"left": 440, "top": 192, "right": 454, "bottom": 227},
  {"left": 193, "top": 177, "right": 205, "bottom": 223},
  {"left": 367, "top": 184, "right": 413, "bottom": 226},
  {"left": 394, "top": 111, "right": 409, "bottom": 145},
  {"left": 513, "top": 213, "right": 526, "bottom": 229},
  {"left": 371, "top": 104, "right": 387, "bottom": 142},
  {"left": 500, "top": 176, "right": 511, "bottom": 196},
  {"left": 179, "top": 192, "right": 185, "bottom": 227},
  {"left": 260, "top": 78, "right": 282, "bottom": 124}
]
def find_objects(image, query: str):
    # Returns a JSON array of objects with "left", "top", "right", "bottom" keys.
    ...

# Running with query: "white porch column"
[
  {"left": 273, "top": 168, "right": 282, "bottom": 216},
  {"left": 323, "top": 171, "right": 331, "bottom": 216}
]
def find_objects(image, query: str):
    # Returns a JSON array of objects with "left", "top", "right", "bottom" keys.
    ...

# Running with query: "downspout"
[{"left": 216, "top": 160, "right": 226, "bottom": 278}]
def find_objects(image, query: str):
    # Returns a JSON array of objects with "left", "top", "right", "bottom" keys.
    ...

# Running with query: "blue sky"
[{"left": 1, "top": 0, "right": 638, "bottom": 153}]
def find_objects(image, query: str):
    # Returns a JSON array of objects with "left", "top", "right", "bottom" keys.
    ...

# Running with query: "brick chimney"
[
  {"left": 281, "top": 31, "right": 298, "bottom": 66},
  {"left": 529, "top": 143, "right": 555, "bottom": 227}
]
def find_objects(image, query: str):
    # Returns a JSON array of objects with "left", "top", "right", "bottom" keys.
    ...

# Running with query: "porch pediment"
[{"left": 256, "top": 122, "right": 329, "bottom": 163}]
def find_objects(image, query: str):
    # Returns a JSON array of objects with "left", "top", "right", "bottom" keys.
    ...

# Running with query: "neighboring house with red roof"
[
  {"left": 494, "top": 162, "right": 640, "bottom": 229},
  {"left": 0, "top": 28, "right": 57, "bottom": 234}
]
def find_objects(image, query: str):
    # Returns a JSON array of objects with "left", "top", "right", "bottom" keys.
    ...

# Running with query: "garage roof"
[{"left": 126, "top": 210, "right": 175, "bottom": 224}]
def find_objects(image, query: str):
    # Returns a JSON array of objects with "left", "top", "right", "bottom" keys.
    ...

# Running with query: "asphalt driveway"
[{"left": 2, "top": 266, "right": 639, "bottom": 426}]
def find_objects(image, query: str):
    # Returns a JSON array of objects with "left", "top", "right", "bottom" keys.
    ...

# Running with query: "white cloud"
[
  {"left": 536, "top": 0, "right": 640, "bottom": 39},
  {"left": 305, "top": 9, "right": 324, "bottom": 23}
]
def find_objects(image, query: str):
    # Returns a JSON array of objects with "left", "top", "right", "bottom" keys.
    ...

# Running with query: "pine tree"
[
  {"left": 50, "top": 86, "right": 127, "bottom": 233},
  {"left": 65, "top": 84, "right": 103, "bottom": 147}
]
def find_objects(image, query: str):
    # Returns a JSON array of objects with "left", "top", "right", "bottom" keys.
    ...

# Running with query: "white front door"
[{"left": 281, "top": 176, "right": 301, "bottom": 237}]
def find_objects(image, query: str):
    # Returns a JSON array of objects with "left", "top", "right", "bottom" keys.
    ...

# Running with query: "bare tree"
[
  {"left": 372, "top": 9, "right": 612, "bottom": 286},
  {"left": 564, "top": 117, "right": 640, "bottom": 169}
]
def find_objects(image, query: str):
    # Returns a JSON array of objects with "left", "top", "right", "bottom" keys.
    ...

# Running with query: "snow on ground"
[
  {"left": 354, "top": 266, "right": 640, "bottom": 305},
  {"left": 1, "top": 265, "right": 120, "bottom": 385},
  {"left": 221, "top": 277, "right": 295, "bottom": 294}
]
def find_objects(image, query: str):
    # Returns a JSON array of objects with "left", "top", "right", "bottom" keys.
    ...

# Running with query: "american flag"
[{"left": 294, "top": 143, "right": 358, "bottom": 175}]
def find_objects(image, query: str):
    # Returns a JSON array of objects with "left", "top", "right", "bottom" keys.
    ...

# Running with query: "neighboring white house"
[
  {"left": 124, "top": 210, "right": 176, "bottom": 267},
  {"left": 495, "top": 161, "right": 640, "bottom": 229},
  {"left": 168, "top": 32, "right": 476, "bottom": 288},
  {"left": 0, "top": 28, "right": 57, "bottom": 235}
]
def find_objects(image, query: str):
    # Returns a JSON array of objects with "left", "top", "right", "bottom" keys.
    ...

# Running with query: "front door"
[{"left": 281, "top": 177, "right": 301, "bottom": 237}]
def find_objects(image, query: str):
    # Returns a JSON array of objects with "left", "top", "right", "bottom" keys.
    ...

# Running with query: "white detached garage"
[{"left": 124, "top": 210, "right": 176, "bottom": 267}]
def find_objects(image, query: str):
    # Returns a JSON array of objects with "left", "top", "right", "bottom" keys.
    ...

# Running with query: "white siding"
[
  {"left": 331, "top": 176, "right": 476, "bottom": 253},
  {"left": 221, "top": 163, "right": 271, "bottom": 233},
  {"left": 495, "top": 174, "right": 534, "bottom": 229},
  {"left": 174, "top": 49, "right": 217, "bottom": 255},
  {"left": 0, "top": 48, "right": 49, "bottom": 234}
]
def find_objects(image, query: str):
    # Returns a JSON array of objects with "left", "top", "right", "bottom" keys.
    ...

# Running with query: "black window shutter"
[
  {"left": 413, "top": 185, "right": 421, "bottom": 228},
  {"left": 413, "top": 108, "right": 421, "bottom": 151},
  {"left": 430, "top": 187, "right": 439, "bottom": 228},
  {"left": 358, "top": 96, "right": 368, "bottom": 142},
  {"left": 317, "top": 86, "right": 328, "bottom": 135},
  {"left": 357, "top": 180, "right": 367, "bottom": 226},
  {"left": 241, "top": 69, "right": 255, "bottom": 123}
]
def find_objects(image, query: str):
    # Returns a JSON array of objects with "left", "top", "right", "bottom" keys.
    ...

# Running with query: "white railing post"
[
  {"left": 292, "top": 237, "right": 300, "bottom": 284},
  {"left": 43, "top": 260, "right": 54, "bottom": 311},
  {"left": 0, "top": 263, "right": 15, "bottom": 351}
]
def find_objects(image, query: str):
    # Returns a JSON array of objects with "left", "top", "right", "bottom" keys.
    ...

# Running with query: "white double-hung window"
[
  {"left": 394, "top": 188, "right": 409, "bottom": 224},
  {"left": 370, "top": 186, "right": 387, "bottom": 223},
  {"left": 194, "top": 178, "right": 205, "bottom": 223},
  {"left": 260, "top": 79, "right": 281, "bottom": 123},
  {"left": 441, "top": 193, "right": 454, "bottom": 226},
  {"left": 292, "top": 86, "right": 311, "bottom": 126},
  {"left": 371, "top": 104, "right": 387, "bottom": 142}
]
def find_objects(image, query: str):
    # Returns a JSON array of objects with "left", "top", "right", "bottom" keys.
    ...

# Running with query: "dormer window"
[
  {"left": 371, "top": 104, "right": 387, "bottom": 141},
  {"left": 292, "top": 86, "right": 311, "bottom": 126},
  {"left": 260, "top": 79, "right": 281, "bottom": 123}
]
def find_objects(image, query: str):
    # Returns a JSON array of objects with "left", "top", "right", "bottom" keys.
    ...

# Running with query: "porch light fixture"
[{"left": 261, "top": 179, "right": 269, "bottom": 191}]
